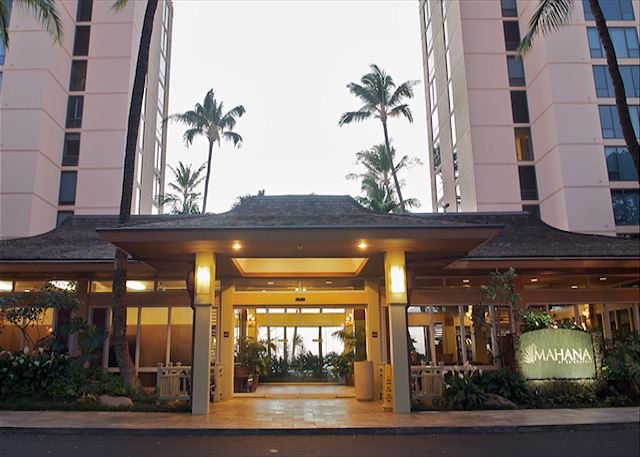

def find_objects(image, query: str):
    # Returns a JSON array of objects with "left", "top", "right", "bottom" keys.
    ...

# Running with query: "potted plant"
[{"left": 234, "top": 337, "right": 271, "bottom": 392}]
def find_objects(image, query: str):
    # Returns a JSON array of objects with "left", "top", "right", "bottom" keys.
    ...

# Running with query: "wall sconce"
[
  {"left": 389, "top": 265, "right": 406, "bottom": 294},
  {"left": 196, "top": 265, "right": 211, "bottom": 295},
  {"left": 247, "top": 313, "right": 256, "bottom": 327},
  {"left": 345, "top": 312, "right": 354, "bottom": 326}
]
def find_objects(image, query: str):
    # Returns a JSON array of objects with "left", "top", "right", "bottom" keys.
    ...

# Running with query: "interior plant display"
[
  {"left": 234, "top": 337, "right": 272, "bottom": 392},
  {"left": 522, "top": 311, "right": 555, "bottom": 332},
  {"left": 326, "top": 327, "right": 366, "bottom": 385}
]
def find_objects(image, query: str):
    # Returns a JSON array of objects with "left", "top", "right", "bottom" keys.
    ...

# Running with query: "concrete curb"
[{"left": 1, "top": 422, "right": 638, "bottom": 436}]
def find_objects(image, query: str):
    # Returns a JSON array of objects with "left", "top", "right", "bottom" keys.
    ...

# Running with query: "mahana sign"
[{"left": 518, "top": 329, "right": 596, "bottom": 380}]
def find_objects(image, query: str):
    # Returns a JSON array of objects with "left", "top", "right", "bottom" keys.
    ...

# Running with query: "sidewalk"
[{"left": 1, "top": 399, "right": 638, "bottom": 435}]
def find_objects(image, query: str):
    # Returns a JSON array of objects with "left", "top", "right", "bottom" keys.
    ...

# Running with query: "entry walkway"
[
  {"left": 235, "top": 383, "right": 355, "bottom": 399},
  {"left": 1, "top": 401, "right": 638, "bottom": 432}
]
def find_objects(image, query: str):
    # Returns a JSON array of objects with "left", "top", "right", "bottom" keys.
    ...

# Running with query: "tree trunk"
[
  {"left": 588, "top": 0, "right": 639, "bottom": 175},
  {"left": 111, "top": 0, "right": 158, "bottom": 389},
  {"left": 381, "top": 120, "right": 406, "bottom": 212},
  {"left": 202, "top": 140, "right": 214, "bottom": 213}
]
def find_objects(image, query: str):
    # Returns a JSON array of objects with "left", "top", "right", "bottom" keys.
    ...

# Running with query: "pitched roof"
[{"left": 0, "top": 195, "right": 637, "bottom": 262}]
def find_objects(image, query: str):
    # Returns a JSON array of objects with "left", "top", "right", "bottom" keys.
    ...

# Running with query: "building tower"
[
  {"left": 419, "top": 0, "right": 638, "bottom": 236},
  {"left": 0, "top": 0, "right": 173, "bottom": 238}
]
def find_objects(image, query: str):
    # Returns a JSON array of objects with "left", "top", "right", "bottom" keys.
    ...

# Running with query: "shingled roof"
[{"left": 0, "top": 195, "right": 637, "bottom": 262}]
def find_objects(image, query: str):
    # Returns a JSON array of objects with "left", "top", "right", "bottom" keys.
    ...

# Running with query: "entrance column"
[
  {"left": 192, "top": 252, "right": 215, "bottom": 415},
  {"left": 220, "top": 280, "right": 235, "bottom": 400},
  {"left": 384, "top": 250, "right": 411, "bottom": 413},
  {"left": 365, "top": 278, "right": 383, "bottom": 398}
]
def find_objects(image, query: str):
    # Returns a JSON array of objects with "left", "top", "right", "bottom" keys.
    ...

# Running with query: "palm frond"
[
  {"left": 388, "top": 80, "right": 420, "bottom": 106},
  {"left": 346, "top": 82, "right": 380, "bottom": 108},
  {"left": 517, "top": 0, "right": 575, "bottom": 55},
  {"left": 388, "top": 104, "right": 414, "bottom": 122},
  {"left": 183, "top": 127, "right": 202, "bottom": 146},
  {"left": 222, "top": 131, "right": 243, "bottom": 147},
  {"left": 338, "top": 110, "right": 373, "bottom": 126},
  {"left": 112, "top": 0, "right": 129, "bottom": 11},
  {"left": 7, "top": 0, "right": 63, "bottom": 47}
]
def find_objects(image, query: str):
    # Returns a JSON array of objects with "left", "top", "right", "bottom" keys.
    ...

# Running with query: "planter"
[{"left": 354, "top": 360, "right": 374, "bottom": 401}]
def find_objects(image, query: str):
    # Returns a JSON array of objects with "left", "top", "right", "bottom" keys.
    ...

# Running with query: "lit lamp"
[
  {"left": 385, "top": 251, "right": 408, "bottom": 305},
  {"left": 196, "top": 265, "right": 211, "bottom": 295},
  {"left": 389, "top": 265, "right": 406, "bottom": 295}
]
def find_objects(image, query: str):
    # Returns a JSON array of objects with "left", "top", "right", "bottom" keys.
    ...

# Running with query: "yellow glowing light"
[
  {"left": 571, "top": 285, "right": 578, "bottom": 289},
  {"left": 267, "top": 281, "right": 275, "bottom": 285},
  {"left": 196, "top": 266, "right": 211, "bottom": 294},
  {"left": 389, "top": 265, "right": 406, "bottom": 294},
  {"left": 325, "top": 280, "right": 333, "bottom": 285},
  {"left": 357, "top": 241, "right": 368, "bottom": 249},
  {"left": 232, "top": 242, "right": 242, "bottom": 250},
  {"left": 0, "top": 281, "right": 12, "bottom": 292},
  {"left": 530, "top": 278, "right": 538, "bottom": 283},
  {"left": 462, "top": 279, "right": 470, "bottom": 284},
  {"left": 599, "top": 277, "right": 607, "bottom": 281},
  {"left": 126, "top": 280, "right": 148, "bottom": 291},
  {"left": 51, "top": 280, "right": 74, "bottom": 291}
]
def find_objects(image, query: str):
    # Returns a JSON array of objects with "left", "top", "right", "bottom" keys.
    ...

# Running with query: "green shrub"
[
  {"left": 522, "top": 311, "right": 554, "bottom": 332},
  {"left": 443, "top": 372, "right": 487, "bottom": 411},
  {"left": 478, "top": 368, "right": 530, "bottom": 404},
  {"left": 603, "top": 334, "right": 640, "bottom": 396},
  {"left": 529, "top": 380, "right": 597, "bottom": 408}
]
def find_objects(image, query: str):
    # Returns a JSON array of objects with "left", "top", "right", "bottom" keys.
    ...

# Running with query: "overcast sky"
[{"left": 166, "top": 0, "right": 431, "bottom": 213}]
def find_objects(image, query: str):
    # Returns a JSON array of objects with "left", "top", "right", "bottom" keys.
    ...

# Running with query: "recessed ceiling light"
[
  {"left": 462, "top": 279, "right": 470, "bottom": 284},
  {"left": 530, "top": 278, "right": 538, "bottom": 283},
  {"left": 267, "top": 281, "right": 274, "bottom": 285},
  {"left": 127, "top": 280, "right": 147, "bottom": 291},
  {"left": 571, "top": 285, "right": 578, "bottom": 289},
  {"left": 261, "top": 289, "right": 266, "bottom": 293},
  {"left": 599, "top": 277, "right": 607, "bottom": 281},
  {"left": 357, "top": 241, "right": 368, "bottom": 249},
  {"left": 232, "top": 242, "right": 242, "bottom": 250},
  {"left": 325, "top": 280, "right": 333, "bottom": 285}
]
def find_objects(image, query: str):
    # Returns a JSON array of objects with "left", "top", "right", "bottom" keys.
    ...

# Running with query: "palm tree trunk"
[
  {"left": 202, "top": 140, "right": 214, "bottom": 213},
  {"left": 111, "top": 0, "right": 158, "bottom": 389},
  {"left": 588, "top": 0, "right": 639, "bottom": 175},
  {"left": 381, "top": 120, "right": 406, "bottom": 212}
]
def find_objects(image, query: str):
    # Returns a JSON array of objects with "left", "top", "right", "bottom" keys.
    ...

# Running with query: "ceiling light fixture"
[
  {"left": 232, "top": 242, "right": 242, "bottom": 250},
  {"left": 571, "top": 285, "right": 578, "bottom": 289},
  {"left": 462, "top": 279, "right": 470, "bottom": 284},
  {"left": 599, "top": 277, "right": 607, "bottom": 281},
  {"left": 357, "top": 241, "right": 368, "bottom": 249},
  {"left": 127, "top": 280, "right": 147, "bottom": 291},
  {"left": 530, "top": 278, "right": 538, "bottom": 283}
]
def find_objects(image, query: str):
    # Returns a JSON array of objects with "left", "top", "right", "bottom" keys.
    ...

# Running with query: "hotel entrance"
[{"left": 230, "top": 279, "right": 369, "bottom": 399}]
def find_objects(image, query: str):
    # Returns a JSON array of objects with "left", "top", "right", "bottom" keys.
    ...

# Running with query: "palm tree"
[
  {"left": 158, "top": 162, "right": 206, "bottom": 214},
  {"left": 518, "top": 0, "right": 639, "bottom": 175},
  {"left": 347, "top": 144, "right": 421, "bottom": 213},
  {"left": 339, "top": 64, "right": 419, "bottom": 212},
  {"left": 171, "top": 90, "right": 245, "bottom": 213},
  {"left": 110, "top": 0, "right": 159, "bottom": 389},
  {"left": 0, "top": 0, "right": 62, "bottom": 48}
]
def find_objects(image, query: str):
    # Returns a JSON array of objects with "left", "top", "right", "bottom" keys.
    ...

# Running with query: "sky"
[{"left": 166, "top": 0, "right": 431, "bottom": 214}]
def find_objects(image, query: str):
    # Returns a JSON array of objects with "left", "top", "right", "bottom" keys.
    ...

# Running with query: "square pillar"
[
  {"left": 384, "top": 250, "right": 411, "bottom": 414},
  {"left": 365, "top": 278, "right": 383, "bottom": 399},
  {"left": 220, "top": 280, "right": 235, "bottom": 400},
  {"left": 191, "top": 252, "right": 215, "bottom": 415}
]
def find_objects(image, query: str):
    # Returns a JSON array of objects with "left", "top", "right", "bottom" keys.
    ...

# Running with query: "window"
[
  {"left": 136, "top": 151, "right": 143, "bottom": 185},
  {"left": 611, "top": 190, "right": 639, "bottom": 225},
  {"left": 450, "top": 112, "right": 457, "bottom": 146},
  {"left": 605, "top": 146, "right": 638, "bottom": 181},
  {"left": 135, "top": 187, "right": 142, "bottom": 215},
  {"left": 514, "top": 127, "right": 534, "bottom": 161},
  {"left": 73, "top": 26, "right": 90, "bottom": 56},
  {"left": 503, "top": 21, "right": 521, "bottom": 51},
  {"left": 510, "top": 91, "right": 530, "bottom": 123},
  {"left": 507, "top": 56, "right": 526, "bottom": 86},
  {"left": 62, "top": 133, "right": 80, "bottom": 166},
  {"left": 0, "top": 38, "right": 5, "bottom": 65},
  {"left": 76, "top": 0, "right": 93, "bottom": 22},
  {"left": 433, "top": 140, "right": 441, "bottom": 169},
  {"left": 593, "top": 65, "right": 640, "bottom": 98},
  {"left": 518, "top": 166, "right": 539, "bottom": 200},
  {"left": 452, "top": 148, "right": 459, "bottom": 178},
  {"left": 155, "top": 140, "right": 163, "bottom": 171},
  {"left": 523, "top": 204, "right": 540, "bottom": 218},
  {"left": 588, "top": 27, "right": 639, "bottom": 58},
  {"left": 583, "top": 0, "right": 634, "bottom": 21},
  {"left": 435, "top": 170, "right": 444, "bottom": 202},
  {"left": 65, "top": 96, "right": 84, "bottom": 128},
  {"left": 138, "top": 118, "right": 145, "bottom": 150},
  {"left": 501, "top": 0, "right": 518, "bottom": 17},
  {"left": 69, "top": 60, "right": 87, "bottom": 91},
  {"left": 598, "top": 105, "right": 640, "bottom": 139},
  {"left": 153, "top": 173, "right": 161, "bottom": 203},
  {"left": 58, "top": 171, "right": 78, "bottom": 205},
  {"left": 56, "top": 211, "right": 74, "bottom": 227}
]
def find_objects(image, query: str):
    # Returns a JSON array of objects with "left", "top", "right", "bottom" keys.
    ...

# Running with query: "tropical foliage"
[
  {"left": 347, "top": 144, "right": 421, "bottom": 213},
  {"left": 518, "top": 0, "right": 639, "bottom": 174},
  {"left": 0, "top": 0, "right": 62, "bottom": 48},
  {"left": 158, "top": 161, "right": 206, "bottom": 214},
  {"left": 339, "top": 64, "right": 418, "bottom": 211},
  {"left": 171, "top": 89, "right": 245, "bottom": 213}
]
